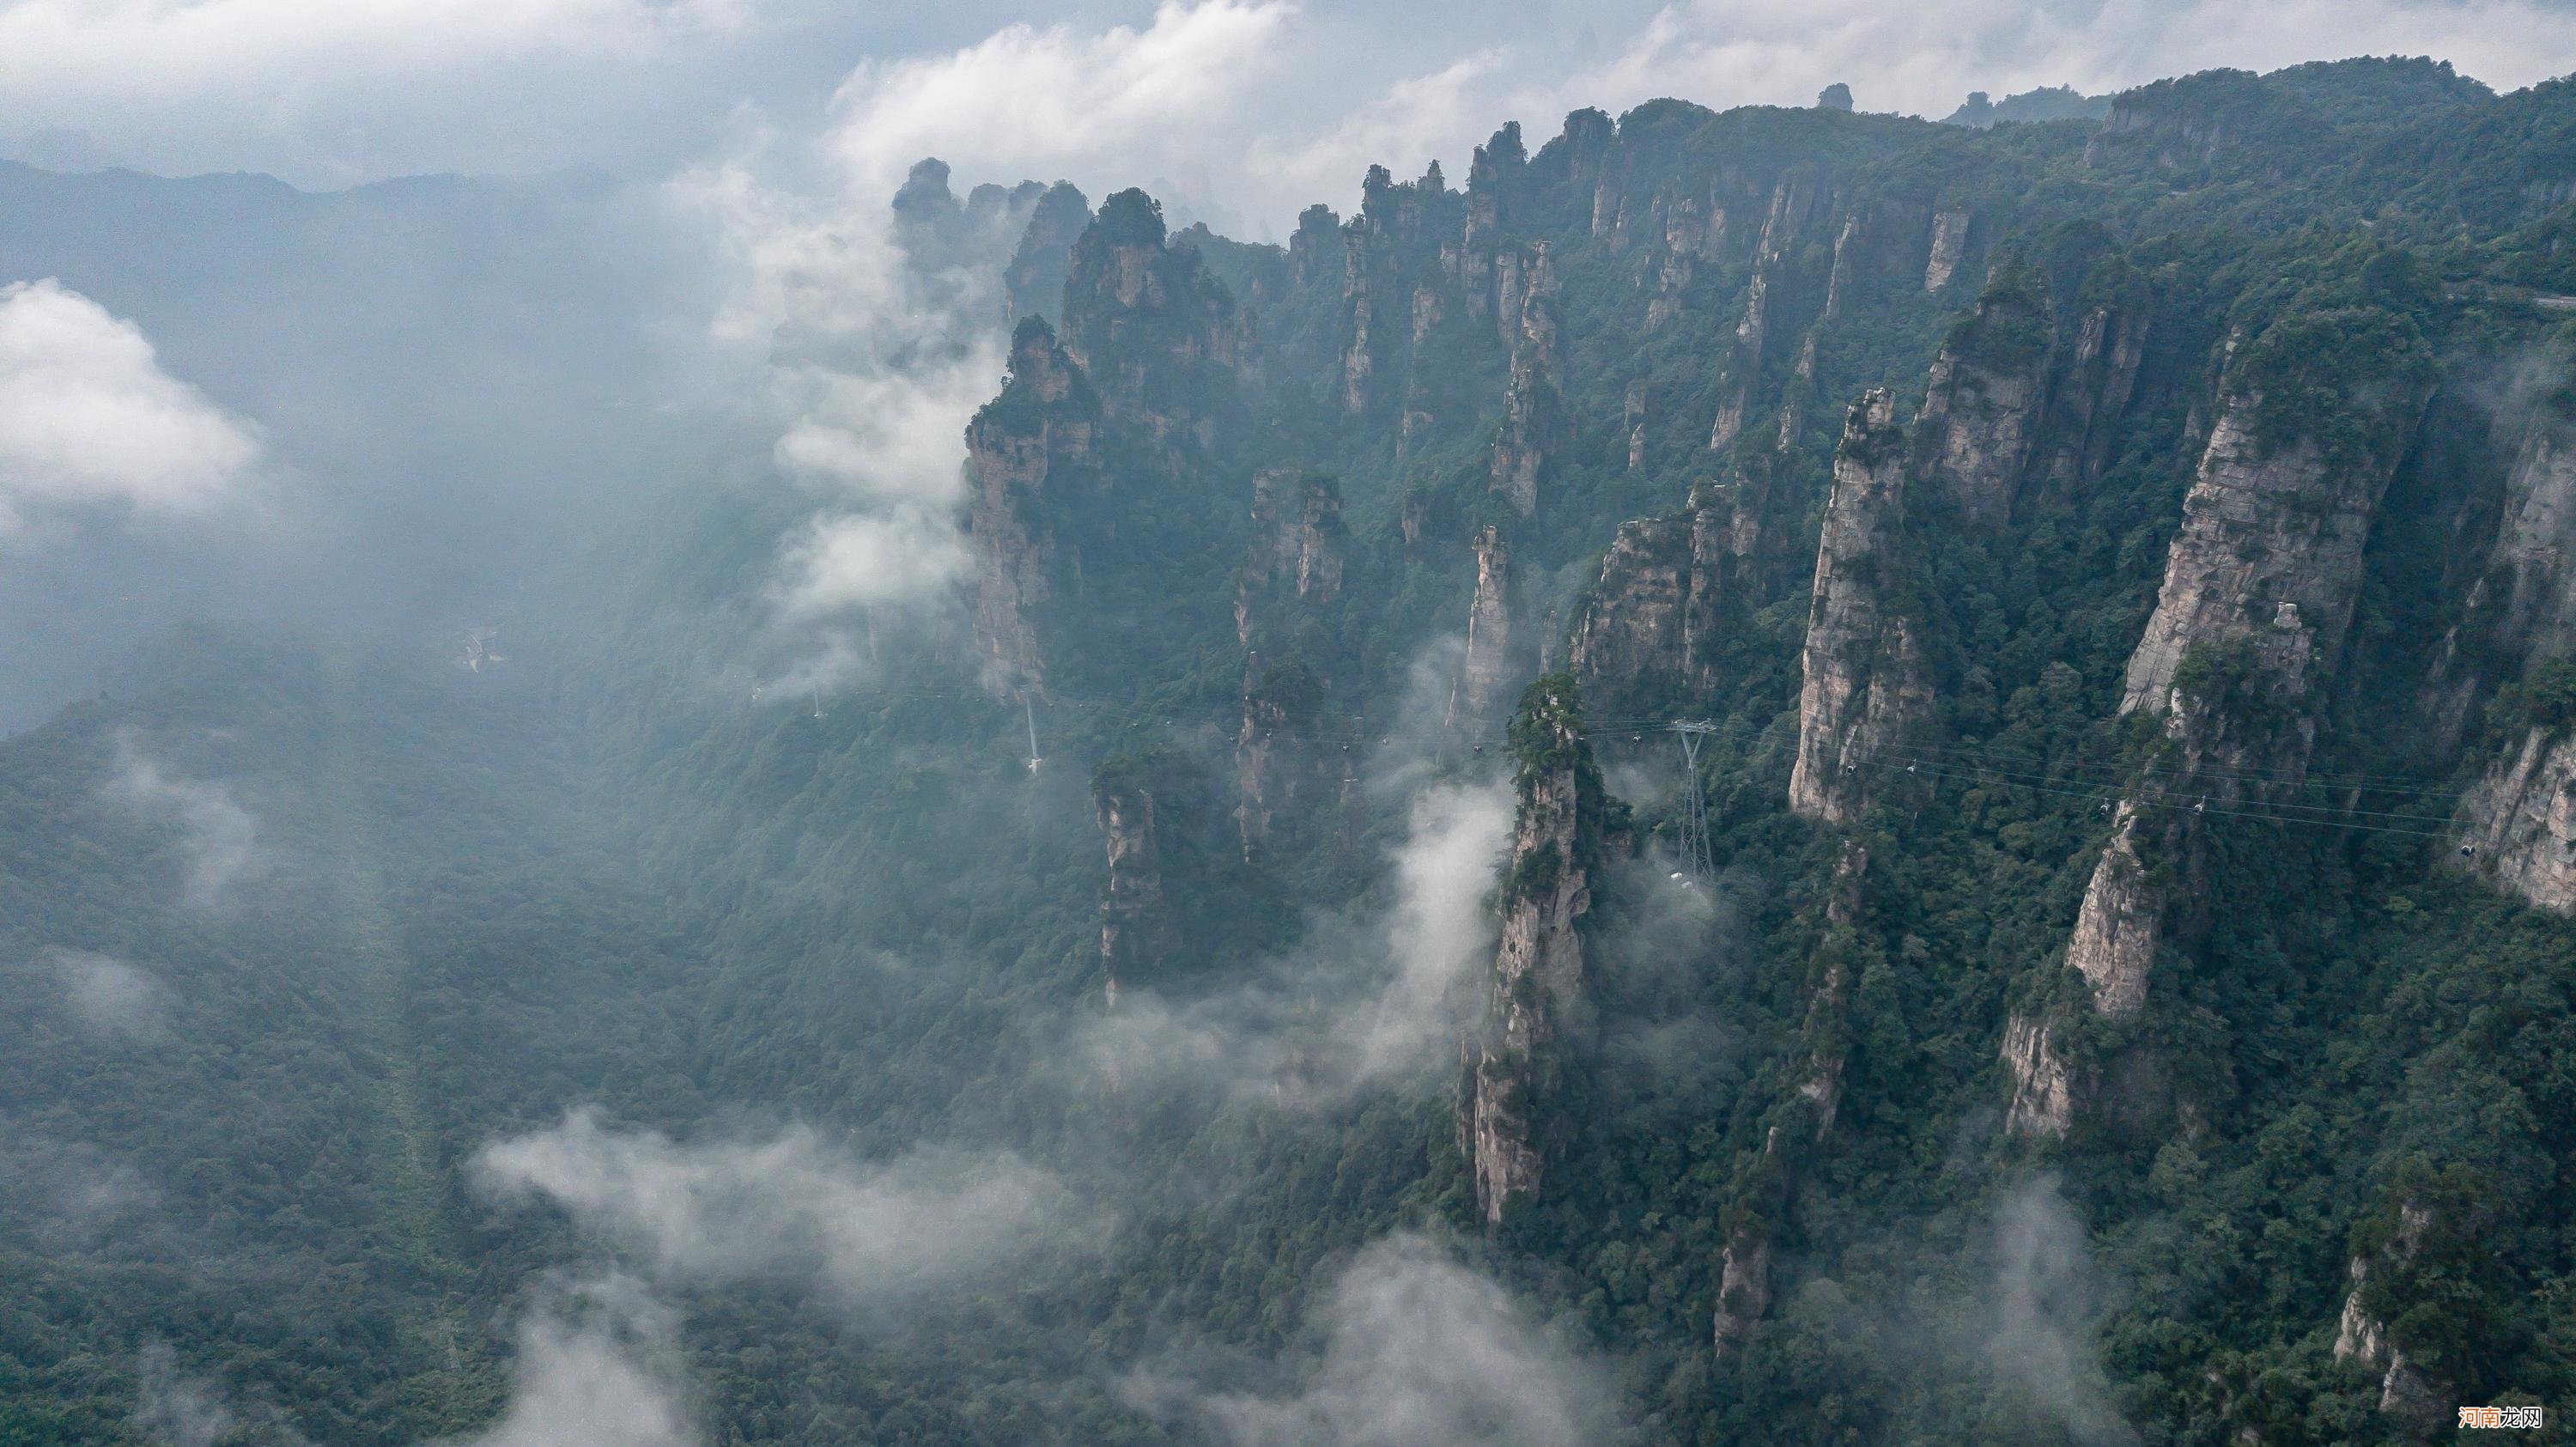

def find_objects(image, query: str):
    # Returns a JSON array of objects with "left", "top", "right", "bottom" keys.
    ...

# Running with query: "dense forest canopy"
[{"left": 7, "top": 50, "right": 2576, "bottom": 1447}]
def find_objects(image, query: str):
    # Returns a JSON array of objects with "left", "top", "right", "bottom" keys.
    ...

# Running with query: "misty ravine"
[{"left": 6, "top": 23, "right": 2576, "bottom": 1447}]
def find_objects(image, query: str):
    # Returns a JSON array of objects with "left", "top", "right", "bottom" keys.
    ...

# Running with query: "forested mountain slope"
[{"left": 7, "top": 55, "right": 2576, "bottom": 1446}]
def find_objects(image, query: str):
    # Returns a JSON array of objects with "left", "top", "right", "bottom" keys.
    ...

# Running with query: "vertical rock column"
[
  {"left": 1451, "top": 525, "right": 1528, "bottom": 732},
  {"left": 1092, "top": 768, "right": 1171, "bottom": 1009},
  {"left": 2006, "top": 315, "right": 2431, "bottom": 1136},
  {"left": 1491, "top": 243, "right": 1561, "bottom": 515},
  {"left": 1462, "top": 674, "right": 1603, "bottom": 1224},
  {"left": 1788, "top": 390, "right": 1932, "bottom": 824}
]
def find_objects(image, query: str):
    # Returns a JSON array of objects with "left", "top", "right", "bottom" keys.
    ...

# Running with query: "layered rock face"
[
  {"left": 1093, "top": 771, "right": 1171, "bottom": 1006},
  {"left": 1338, "top": 161, "right": 1460, "bottom": 416},
  {"left": 1452, "top": 526, "right": 1528, "bottom": 731},
  {"left": 1788, "top": 391, "right": 1932, "bottom": 824},
  {"left": 1236, "top": 658, "right": 1329, "bottom": 857},
  {"left": 2007, "top": 331, "right": 2430, "bottom": 1136},
  {"left": 1057, "top": 188, "right": 1247, "bottom": 471},
  {"left": 964, "top": 318, "right": 1103, "bottom": 692},
  {"left": 2333, "top": 1202, "right": 2450, "bottom": 1436},
  {"left": 1923, "top": 210, "right": 1971, "bottom": 290},
  {"left": 2119, "top": 408, "right": 2415, "bottom": 715},
  {"left": 2455, "top": 725, "right": 2576, "bottom": 912},
  {"left": 1570, "top": 516, "right": 1693, "bottom": 706},
  {"left": 1463, "top": 675, "right": 1601, "bottom": 1223},
  {"left": 2446, "top": 414, "right": 2576, "bottom": 911},
  {"left": 1491, "top": 244, "right": 1562, "bottom": 514},
  {"left": 1235, "top": 470, "right": 1346, "bottom": 646},
  {"left": 1912, "top": 265, "right": 2146, "bottom": 525},
  {"left": 1914, "top": 281, "right": 2050, "bottom": 526},
  {"left": 1569, "top": 469, "right": 1771, "bottom": 714}
]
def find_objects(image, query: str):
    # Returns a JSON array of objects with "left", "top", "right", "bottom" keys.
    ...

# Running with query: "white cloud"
[
  {"left": 440, "top": 1274, "right": 697, "bottom": 1447},
  {"left": 0, "top": 0, "right": 747, "bottom": 106},
  {"left": 131, "top": 1343, "right": 235, "bottom": 1447},
  {"left": 1984, "top": 1175, "right": 2139, "bottom": 1447},
  {"left": 0, "top": 280, "right": 258, "bottom": 532},
  {"left": 1539, "top": 0, "right": 2576, "bottom": 128},
  {"left": 104, "top": 739, "right": 260, "bottom": 907},
  {"left": 821, "top": 1, "right": 1297, "bottom": 201},
  {"left": 1126, "top": 1232, "right": 1625, "bottom": 1447},
  {"left": 671, "top": 129, "right": 1014, "bottom": 695},
  {"left": 1076, "top": 776, "right": 1514, "bottom": 1105},
  {"left": 48, "top": 948, "right": 172, "bottom": 1040},
  {"left": 469, "top": 1109, "right": 1088, "bottom": 1307}
]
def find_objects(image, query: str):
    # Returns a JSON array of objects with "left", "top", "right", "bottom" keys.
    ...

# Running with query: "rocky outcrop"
[
  {"left": 1004, "top": 180, "right": 1091, "bottom": 325},
  {"left": 1789, "top": 391, "right": 1933, "bottom": 824},
  {"left": 2036, "top": 295, "right": 2150, "bottom": 490},
  {"left": 1463, "top": 674, "right": 1601, "bottom": 1223},
  {"left": 2008, "top": 317, "right": 2431, "bottom": 1135},
  {"left": 1058, "top": 188, "right": 1247, "bottom": 471},
  {"left": 2002, "top": 1012, "right": 2078, "bottom": 1139},
  {"left": 1569, "top": 470, "right": 1771, "bottom": 714},
  {"left": 2334, "top": 1202, "right": 2450, "bottom": 1437},
  {"left": 1913, "top": 275, "right": 2050, "bottom": 526},
  {"left": 1570, "top": 516, "right": 1692, "bottom": 708},
  {"left": 1794, "top": 842, "right": 1871, "bottom": 1137},
  {"left": 2120, "top": 398, "right": 2422, "bottom": 715},
  {"left": 1235, "top": 469, "right": 1346, "bottom": 646},
  {"left": 1491, "top": 244, "right": 1561, "bottom": 514},
  {"left": 1713, "top": 1125, "right": 1789, "bottom": 1360},
  {"left": 1822, "top": 201, "right": 1931, "bottom": 319},
  {"left": 2453, "top": 727, "right": 2576, "bottom": 912},
  {"left": 964, "top": 318, "right": 1103, "bottom": 692},
  {"left": 1461, "top": 123, "right": 1528, "bottom": 323},
  {"left": 1452, "top": 525, "right": 1528, "bottom": 731},
  {"left": 1236, "top": 657, "right": 1328, "bottom": 857},
  {"left": 2478, "top": 420, "right": 2576, "bottom": 662},
  {"left": 1093, "top": 767, "right": 1172, "bottom": 1007},
  {"left": 2424, "top": 410, "right": 2576, "bottom": 744},
  {"left": 1711, "top": 1219, "right": 1773, "bottom": 1359},
  {"left": 1923, "top": 210, "right": 1971, "bottom": 291}
]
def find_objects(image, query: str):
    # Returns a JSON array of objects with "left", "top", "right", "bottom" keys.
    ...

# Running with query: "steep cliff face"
[
  {"left": 1093, "top": 769, "right": 1171, "bottom": 1007},
  {"left": 1463, "top": 675, "right": 1601, "bottom": 1224},
  {"left": 1789, "top": 390, "right": 1932, "bottom": 824},
  {"left": 1453, "top": 525, "right": 1528, "bottom": 730},
  {"left": 1057, "top": 188, "right": 1248, "bottom": 471},
  {"left": 1337, "top": 162, "right": 1460, "bottom": 416},
  {"left": 964, "top": 318, "right": 1104, "bottom": 691},
  {"left": 2443, "top": 410, "right": 2576, "bottom": 911},
  {"left": 1491, "top": 244, "right": 1562, "bottom": 514},
  {"left": 1569, "top": 470, "right": 1771, "bottom": 714},
  {"left": 1794, "top": 841, "right": 1871, "bottom": 1138},
  {"left": 1923, "top": 209, "right": 1971, "bottom": 290},
  {"left": 1236, "top": 658, "right": 1330, "bottom": 858},
  {"left": 1004, "top": 180, "right": 1091, "bottom": 325},
  {"left": 1460, "top": 123, "right": 1528, "bottom": 323},
  {"left": 2121, "top": 401, "right": 2423, "bottom": 715},
  {"left": 2036, "top": 295, "right": 2150, "bottom": 490},
  {"left": 1235, "top": 469, "right": 1346, "bottom": 646},
  {"left": 1913, "top": 275, "right": 2050, "bottom": 525},
  {"left": 1911, "top": 258, "right": 2148, "bottom": 524},
  {"left": 1568, "top": 515, "right": 1691, "bottom": 707},
  {"left": 2454, "top": 726, "right": 2576, "bottom": 912},
  {"left": 2479, "top": 419, "right": 2576, "bottom": 661},
  {"left": 2006, "top": 315, "right": 2432, "bottom": 1135},
  {"left": 2333, "top": 1202, "right": 2451, "bottom": 1437}
]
